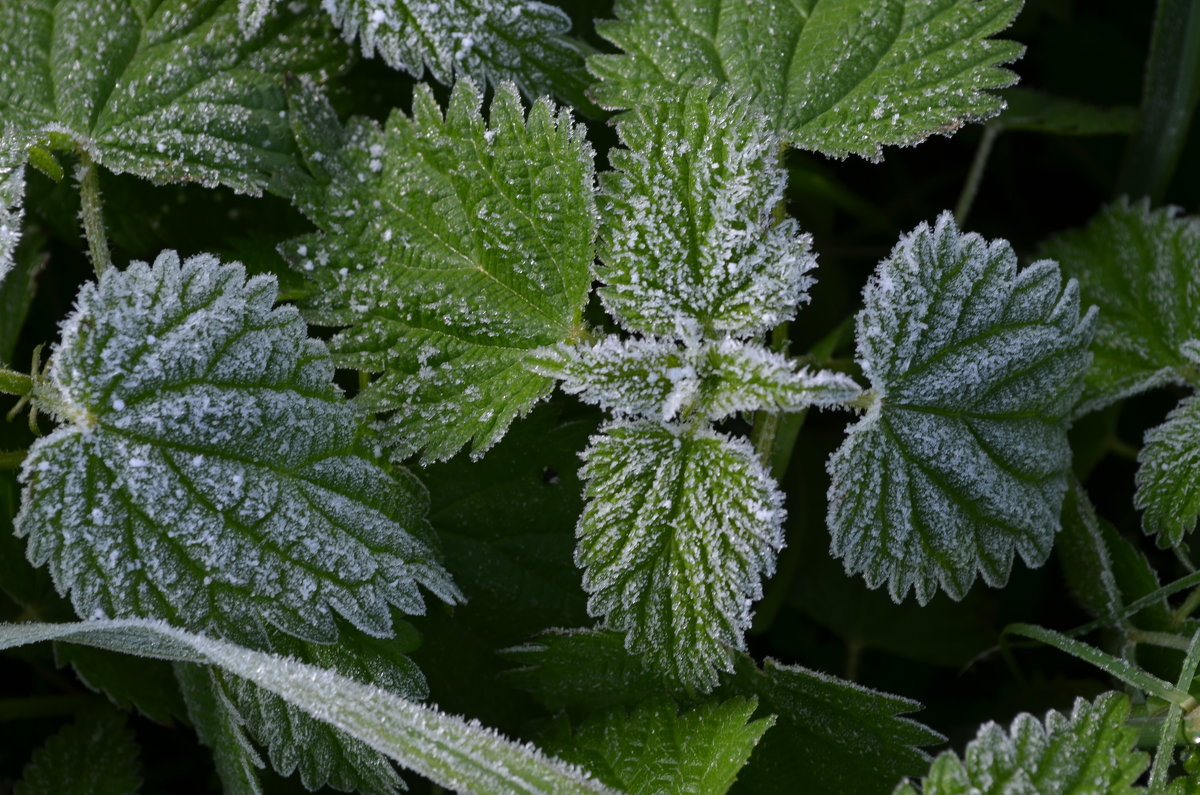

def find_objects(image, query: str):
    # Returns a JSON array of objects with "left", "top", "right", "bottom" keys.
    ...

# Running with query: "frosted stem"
[
  {"left": 77, "top": 153, "right": 111, "bottom": 277},
  {"left": 954, "top": 121, "right": 1000, "bottom": 225},
  {"left": 0, "top": 367, "right": 31, "bottom": 396}
]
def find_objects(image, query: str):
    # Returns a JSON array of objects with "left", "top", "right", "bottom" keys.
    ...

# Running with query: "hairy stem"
[
  {"left": 954, "top": 121, "right": 1001, "bottom": 225},
  {"left": 0, "top": 367, "right": 32, "bottom": 397},
  {"left": 1130, "top": 628, "right": 1192, "bottom": 652},
  {"left": 77, "top": 152, "right": 111, "bottom": 277},
  {"left": 751, "top": 322, "right": 793, "bottom": 472},
  {"left": 1172, "top": 586, "right": 1200, "bottom": 627}
]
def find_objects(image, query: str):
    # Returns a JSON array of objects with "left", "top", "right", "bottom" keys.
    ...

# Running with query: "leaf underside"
[
  {"left": 17, "top": 251, "right": 459, "bottom": 645},
  {"left": 284, "top": 80, "right": 596, "bottom": 462},
  {"left": 0, "top": 0, "right": 347, "bottom": 194},
  {"left": 828, "top": 212, "right": 1094, "bottom": 603},
  {"left": 589, "top": 0, "right": 1025, "bottom": 160}
]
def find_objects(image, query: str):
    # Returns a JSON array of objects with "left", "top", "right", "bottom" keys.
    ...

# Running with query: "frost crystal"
[
  {"left": 895, "top": 692, "right": 1146, "bottom": 794},
  {"left": 599, "top": 89, "right": 816, "bottom": 341},
  {"left": 284, "top": 80, "right": 596, "bottom": 462},
  {"left": 16, "top": 251, "right": 460, "bottom": 645},
  {"left": 828, "top": 213, "right": 1095, "bottom": 603},
  {"left": 577, "top": 421, "right": 786, "bottom": 690},
  {"left": 0, "top": 130, "right": 25, "bottom": 286},
  {"left": 0, "top": 0, "right": 346, "bottom": 195},
  {"left": 590, "top": 0, "right": 1025, "bottom": 160}
]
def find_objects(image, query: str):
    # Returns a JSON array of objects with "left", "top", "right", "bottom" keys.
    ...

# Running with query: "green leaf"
[
  {"left": 0, "top": 619, "right": 614, "bottom": 794},
  {"left": 16, "top": 250, "right": 459, "bottom": 644},
  {"left": 577, "top": 421, "right": 785, "bottom": 690},
  {"left": 0, "top": 129, "right": 26, "bottom": 286},
  {"left": 240, "top": 0, "right": 587, "bottom": 100},
  {"left": 549, "top": 697, "right": 773, "bottom": 795},
  {"left": 0, "top": 0, "right": 347, "bottom": 195},
  {"left": 828, "top": 212, "right": 1095, "bottom": 603},
  {"left": 590, "top": 0, "right": 1025, "bottom": 160},
  {"left": 598, "top": 89, "right": 815, "bottom": 340},
  {"left": 283, "top": 81, "right": 596, "bottom": 462},
  {"left": 14, "top": 708, "right": 142, "bottom": 795},
  {"left": 1136, "top": 395, "right": 1200, "bottom": 547},
  {"left": 896, "top": 692, "right": 1147, "bottom": 794},
  {"left": 175, "top": 661, "right": 264, "bottom": 795},
  {"left": 1042, "top": 199, "right": 1200, "bottom": 412},
  {"left": 54, "top": 643, "right": 189, "bottom": 725}
]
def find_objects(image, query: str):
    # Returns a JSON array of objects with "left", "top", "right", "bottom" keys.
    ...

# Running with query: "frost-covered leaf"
[
  {"left": 599, "top": 89, "right": 816, "bottom": 340},
  {"left": 55, "top": 643, "right": 190, "bottom": 725},
  {"left": 578, "top": 421, "right": 785, "bottom": 690},
  {"left": 828, "top": 213, "right": 1094, "bottom": 603},
  {"left": 533, "top": 338, "right": 860, "bottom": 421},
  {"left": 284, "top": 81, "right": 596, "bottom": 461},
  {"left": 1043, "top": 199, "right": 1200, "bottom": 413},
  {"left": 0, "top": 130, "right": 26, "bottom": 286},
  {"left": 0, "top": 619, "right": 614, "bottom": 794},
  {"left": 1136, "top": 395, "right": 1200, "bottom": 547},
  {"left": 590, "top": 0, "right": 1024, "bottom": 160},
  {"left": 0, "top": 0, "right": 346, "bottom": 195},
  {"left": 16, "top": 250, "right": 459, "bottom": 644},
  {"left": 549, "top": 697, "right": 773, "bottom": 795},
  {"left": 175, "top": 661, "right": 265, "bottom": 795},
  {"left": 895, "top": 692, "right": 1147, "bottom": 794},
  {"left": 14, "top": 709, "right": 142, "bottom": 795},
  {"left": 240, "top": 0, "right": 585, "bottom": 99}
]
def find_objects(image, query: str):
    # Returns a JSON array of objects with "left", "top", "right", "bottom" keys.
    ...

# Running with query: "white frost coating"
[
  {"left": 0, "top": 619, "right": 614, "bottom": 794},
  {"left": 15, "top": 251, "right": 461, "bottom": 645},
  {"left": 899, "top": 692, "right": 1143, "bottom": 793},
  {"left": 599, "top": 89, "right": 816, "bottom": 341},
  {"left": 283, "top": 81, "right": 596, "bottom": 462},
  {"left": 239, "top": 0, "right": 578, "bottom": 96},
  {"left": 0, "top": 130, "right": 25, "bottom": 286},
  {"left": 1136, "top": 395, "right": 1200, "bottom": 548},
  {"left": 827, "top": 213, "right": 1095, "bottom": 604},
  {"left": 577, "top": 421, "right": 786, "bottom": 691}
]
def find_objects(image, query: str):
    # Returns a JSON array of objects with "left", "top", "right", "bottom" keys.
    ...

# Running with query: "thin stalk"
[
  {"left": 0, "top": 450, "right": 26, "bottom": 469},
  {"left": 0, "top": 367, "right": 32, "bottom": 396},
  {"left": 1106, "top": 436, "right": 1140, "bottom": 461},
  {"left": 954, "top": 122, "right": 1001, "bottom": 225},
  {"left": 1151, "top": 629, "right": 1200, "bottom": 789},
  {"left": 1117, "top": 0, "right": 1200, "bottom": 202},
  {"left": 77, "top": 152, "right": 111, "bottom": 277},
  {"left": 1131, "top": 628, "right": 1193, "bottom": 652},
  {"left": 751, "top": 322, "right": 792, "bottom": 472},
  {"left": 1172, "top": 586, "right": 1200, "bottom": 628}
]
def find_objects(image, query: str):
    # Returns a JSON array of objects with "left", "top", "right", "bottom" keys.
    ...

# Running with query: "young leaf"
[
  {"left": 0, "top": 130, "right": 25, "bottom": 285},
  {"left": 0, "top": 0, "right": 346, "bottom": 195},
  {"left": 1136, "top": 395, "right": 1200, "bottom": 547},
  {"left": 14, "top": 709, "right": 142, "bottom": 795},
  {"left": 175, "top": 662, "right": 265, "bottom": 795},
  {"left": 0, "top": 619, "right": 614, "bottom": 794},
  {"left": 533, "top": 338, "right": 860, "bottom": 422},
  {"left": 599, "top": 89, "right": 815, "bottom": 341},
  {"left": 828, "top": 213, "right": 1095, "bottom": 603},
  {"left": 895, "top": 692, "right": 1147, "bottom": 794},
  {"left": 1042, "top": 199, "right": 1200, "bottom": 412},
  {"left": 284, "top": 81, "right": 596, "bottom": 462},
  {"left": 590, "top": 0, "right": 1024, "bottom": 160},
  {"left": 549, "top": 697, "right": 773, "bottom": 795},
  {"left": 577, "top": 421, "right": 785, "bottom": 691},
  {"left": 16, "top": 250, "right": 459, "bottom": 644}
]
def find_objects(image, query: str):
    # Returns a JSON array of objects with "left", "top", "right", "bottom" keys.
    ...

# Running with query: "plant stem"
[
  {"left": 954, "top": 121, "right": 1001, "bottom": 225},
  {"left": 1106, "top": 436, "right": 1140, "bottom": 461},
  {"left": 0, "top": 450, "right": 26, "bottom": 469},
  {"left": 0, "top": 367, "right": 32, "bottom": 396},
  {"left": 77, "top": 152, "right": 111, "bottom": 277},
  {"left": 1130, "top": 628, "right": 1193, "bottom": 652},
  {"left": 751, "top": 323, "right": 792, "bottom": 473},
  {"left": 1117, "top": 0, "right": 1200, "bottom": 202},
  {"left": 1172, "top": 586, "right": 1200, "bottom": 627}
]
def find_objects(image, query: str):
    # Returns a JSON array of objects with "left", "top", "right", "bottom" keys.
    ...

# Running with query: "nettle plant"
[{"left": 1, "top": 0, "right": 1199, "bottom": 793}]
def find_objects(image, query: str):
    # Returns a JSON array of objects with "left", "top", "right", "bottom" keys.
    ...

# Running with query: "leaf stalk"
[{"left": 77, "top": 152, "right": 111, "bottom": 277}]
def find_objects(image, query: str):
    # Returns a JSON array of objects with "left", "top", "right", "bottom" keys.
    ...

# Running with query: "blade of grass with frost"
[
  {"left": 0, "top": 620, "right": 614, "bottom": 795},
  {"left": 576, "top": 421, "right": 786, "bottom": 691},
  {"left": 238, "top": 0, "right": 586, "bottom": 100},
  {"left": 0, "top": 0, "right": 346, "bottom": 195},
  {"left": 282, "top": 80, "right": 597, "bottom": 462},
  {"left": 16, "top": 251, "right": 459, "bottom": 646},
  {"left": 828, "top": 213, "right": 1095, "bottom": 604},
  {"left": 0, "top": 130, "right": 25, "bottom": 286},
  {"left": 590, "top": 0, "right": 1024, "bottom": 160},
  {"left": 598, "top": 88, "right": 816, "bottom": 341},
  {"left": 893, "top": 692, "right": 1146, "bottom": 794}
]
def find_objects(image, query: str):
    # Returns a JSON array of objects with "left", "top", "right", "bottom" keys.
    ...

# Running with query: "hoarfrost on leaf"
[
  {"left": 894, "top": 692, "right": 1147, "bottom": 794},
  {"left": 599, "top": 88, "right": 816, "bottom": 340},
  {"left": 576, "top": 421, "right": 786, "bottom": 691},
  {"left": 0, "top": 130, "right": 26, "bottom": 286},
  {"left": 590, "top": 0, "right": 1025, "bottom": 160},
  {"left": 240, "top": 0, "right": 586, "bottom": 99},
  {"left": 0, "top": 0, "right": 347, "bottom": 195},
  {"left": 16, "top": 251, "right": 460, "bottom": 645},
  {"left": 1135, "top": 394, "right": 1200, "bottom": 548},
  {"left": 283, "top": 80, "right": 596, "bottom": 462},
  {"left": 828, "top": 213, "right": 1095, "bottom": 603}
]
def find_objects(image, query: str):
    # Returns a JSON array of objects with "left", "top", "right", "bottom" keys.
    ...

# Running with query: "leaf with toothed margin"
[
  {"left": 1136, "top": 391, "right": 1200, "bottom": 548},
  {"left": 827, "top": 213, "right": 1094, "bottom": 604},
  {"left": 577, "top": 421, "right": 786, "bottom": 691},
  {"left": 589, "top": 0, "right": 1025, "bottom": 160},
  {"left": 0, "top": 0, "right": 347, "bottom": 195},
  {"left": 282, "top": 80, "right": 596, "bottom": 462},
  {"left": 0, "top": 129, "right": 26, "bottom": 286},
  {"left": 598, "top": 88, "right": 816, "bottom": 341},
  {"left": 15, "top": 250, "right": 460, "bottom": 646},
  {"left": 14, "top": 708, "right": 143, "bottom": 795}
]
